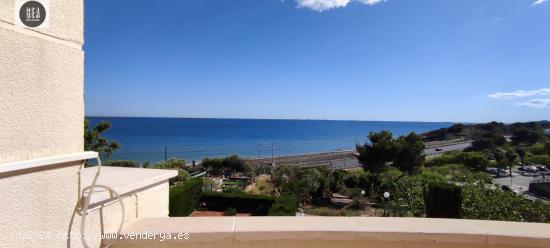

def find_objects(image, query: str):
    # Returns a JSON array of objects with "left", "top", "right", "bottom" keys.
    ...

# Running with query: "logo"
[{"left": 15, "top": 0, "right": 49, "bottom": 28}]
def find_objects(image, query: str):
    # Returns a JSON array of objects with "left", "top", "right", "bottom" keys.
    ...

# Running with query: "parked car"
[
  {"left": 486, "top": 167, "right": 499, "bottom": 175},
  {"left": 524, "top": 166, "right": 538, "bottom": 172},
  {"left": 435, "top": 147, "right": 443, "bottom": 152},
  {"left": 536, "top": 166, "right": 549, "bottom": 172},
  {"left": 501, "top": 185, "right": 522, "bottom": 195}
]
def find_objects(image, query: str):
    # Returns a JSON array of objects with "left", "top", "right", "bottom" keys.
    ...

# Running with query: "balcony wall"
[
  {"left": 0, "top": 0, "right": 86, "bottom": 247},
  {"left": 104, "top": 217, "right": 550, "bottom": 248}
]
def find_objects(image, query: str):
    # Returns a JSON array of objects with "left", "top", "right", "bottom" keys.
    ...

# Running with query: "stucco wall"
[
  {"left": 0, "top": 0, "right": 86, "bottom": 247},
  {"left": 0, "top": 0, "right": 84, "bottom": 164}
]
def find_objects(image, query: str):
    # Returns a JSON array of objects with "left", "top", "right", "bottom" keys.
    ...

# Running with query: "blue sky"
[{"left": 84, "top": 0, "right": 550, "bottom": 123}]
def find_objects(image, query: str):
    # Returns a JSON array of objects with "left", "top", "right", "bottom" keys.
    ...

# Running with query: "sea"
[{"left": 87, "top": 117, "right": 452, "bottom": 163}]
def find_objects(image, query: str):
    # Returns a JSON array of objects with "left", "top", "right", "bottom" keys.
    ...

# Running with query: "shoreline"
[{"left": 245, "top": 139, "right": 472, "bottom": 168}]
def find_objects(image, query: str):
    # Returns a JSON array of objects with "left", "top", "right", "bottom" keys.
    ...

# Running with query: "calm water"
[{"left": 88, "top": 117, "right": 452, "bottom": 163}]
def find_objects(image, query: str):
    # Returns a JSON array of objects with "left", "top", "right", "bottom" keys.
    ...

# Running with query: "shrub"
[
  {"left": 223, "top": 207, "right": 237, "bottom": 216},
  {"left": 525, "top": 155, "right": 550, "bottom": 165},
  {"left": 200, "top": 191, "right": 275, "bottom": 216},
  {"left": 106, "top": 160, "right": 140, "bottom": 168},
  {"left": 268, "top": 193, "right": 299, "bottom": 216},
  {"left": 247, "top": 175, "right": 277, "bottom": 196},
  {"left": 169, "top": 179, "right": 203, "bottom": 216},
  {"left": 202, "top": 155, "right": 250, "bottom": 175},
  {"left": 527, "top": 143, "right": 547, "bottom": 155},
  {"left": 155, "top": 158, "right": 186, "bottom": 169},
  {"left": 223, "top": 186, "right": 244, "bottom": 193},
  {"left": 462, "top": 184, "right": 550, "bottom": 223},
  {"left": 424, "top": 182, "right": 463, "bottom": 219},
  {"left": 426, "top": 151, "right": 489, "bottom": 171},
  {"left": 222, "top": 155, "right": 250, "bottom": 173},
  {"left": 201, "top": 158, "right": 224, "bottom": 175}
]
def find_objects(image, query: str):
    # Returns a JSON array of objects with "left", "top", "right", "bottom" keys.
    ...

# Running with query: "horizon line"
[{"left": 85, "top": 115, "right": 477, "bottom": 124}]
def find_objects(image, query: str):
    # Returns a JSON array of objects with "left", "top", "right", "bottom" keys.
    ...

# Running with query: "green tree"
[
  {"left": 514, "top": 145, "right": 526, "bottom": 170},
  {"left": 222, "top": 155, "right": 250, "bottom": 173},
  {"left": 393, "top": 132, "right": 425, "bottom": 174},
  {"left": 511, "top": 127, "right": 544, "bottom": 145},
  {"left": 447, "top": 123, "right": 465, "bottom": 134},
  {"left": 545, "top": 142, "right": 550, "bottom": 157},
  {"left": 201, "top": 157, "right": 224, "bottom": 176},
  {"left": 504, "top": 149, "right": 518, "bottom": 176},
  {"left": 470, "top": 132, "right": 507, "bottom": 151},
  {"left": 493, "top": 149, "right": 506, "bottom": 171},
  {"left": 356, "top": 130, "right": 396, "bottom": 176},
  {"left": 84, "top": 119, "right": 119, "bottom": 159},
  {"left": 272, "top": 166, "right": 323, "bottom": 204}
]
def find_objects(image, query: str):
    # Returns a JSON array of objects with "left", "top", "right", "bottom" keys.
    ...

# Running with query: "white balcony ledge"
[
  {"left": 103, "top": 217, "right": 550, "bottom": 248},
  {"left": 81, "top": 166, "right": 178, "bottom": 205},
  {"left": 0, "top": 151, "right": 97, "bottom": 175}
]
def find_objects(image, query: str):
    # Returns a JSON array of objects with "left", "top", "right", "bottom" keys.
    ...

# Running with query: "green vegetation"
[
  {"left": 84, "top": 119, "right": 119, "bottom": 159},
  {"left": 154, "top": 157, "right": 185, "bottom": 169},
  {"left": 469, "top": 132, "right": 507, "bottom": 151},
  {"left": 223, "top": 207, "right": 237, "bottom": 216},
  {"left": 201, "top": 155, "right": 250, "bottom": 176},
  {"left": 424, "top": 182, "right": 463, "bottom": 219},
  {"left": 105, "top": 160, "right": 140, "bottom": 168},
  {"left": 425, "top": 151, "right": 490, "bottom": 171},
  {"left": 272, "top": 165, "right": 327, "bottom": 204},
  {"left": 462, "top": 184, "right": 550, "bottom": 222},
  {"left": 169, "top": 179, "right": 203, "bottom": 217},
  {"left": 423, "top": 121, "right": 550, "bottom": 142},
  {"left": 356, "top": 131, "right": 425, "bottom": 177},
  {"left": 200, "top": 191, "right": 275, "bottom": 215},
  {"left": 163, "top": 122, "right": 550, "bottom": 221},
  {"left": 268, "top": 193, "right": 299, "bottom": 216},
  {"left": 246, "top": 175, "right": 277, "bottom": 196}
]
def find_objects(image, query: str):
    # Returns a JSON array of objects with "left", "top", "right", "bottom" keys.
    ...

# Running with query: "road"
[
  {"left": 424, "top": 141, "right": 472, "bottom": 158},
  {"left": 247, "top": 141, "right": 472, "bottom": 170}
]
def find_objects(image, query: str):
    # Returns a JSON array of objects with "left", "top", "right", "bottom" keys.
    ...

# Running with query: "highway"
[{"left": 424, "top": 141, "right": 472, "bottom": 158}]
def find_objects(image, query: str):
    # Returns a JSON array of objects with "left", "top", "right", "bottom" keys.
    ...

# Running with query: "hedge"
[
  {"left": 169, "top": 179, "right": 203, "bottom": 217},
  {"left": 200, "top": 191, "right": 276, "bottom": 215},
  {"left": 424, "top": 182, "right": 463, "bottom": 219}
]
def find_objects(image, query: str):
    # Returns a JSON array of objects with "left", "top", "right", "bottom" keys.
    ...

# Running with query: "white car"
[{"left": 524, "top": 166, "right": 538, "bottom": 172}]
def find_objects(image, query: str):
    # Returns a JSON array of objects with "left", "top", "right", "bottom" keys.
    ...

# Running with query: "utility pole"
[{"left": 164, "top": 146, "right": 167, "bottom": 161}]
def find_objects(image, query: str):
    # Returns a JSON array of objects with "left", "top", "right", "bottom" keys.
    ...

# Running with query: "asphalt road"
[{"left": 424, "top": 142, "right": 472, "bottom": 158}]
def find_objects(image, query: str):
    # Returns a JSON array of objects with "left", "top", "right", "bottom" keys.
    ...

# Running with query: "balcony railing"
[{"left": 103, "top": 216, "right": 550, "bottom": 248}]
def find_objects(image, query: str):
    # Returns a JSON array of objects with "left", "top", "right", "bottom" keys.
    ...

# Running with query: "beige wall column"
[{"left": 0, "top": 0, "right": 85, "bottom": 247}]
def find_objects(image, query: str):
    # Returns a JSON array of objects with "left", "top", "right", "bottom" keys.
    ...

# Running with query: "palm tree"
[
  {"left": 504, "top": 149, "right": 518, "bottom": 177},
  {"left": 514, "top": 145, "right": 526, "bottom": 172}
]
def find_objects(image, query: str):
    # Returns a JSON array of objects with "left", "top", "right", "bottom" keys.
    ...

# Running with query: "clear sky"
[{"left": 84, "top": 0, "right": 550, "bottom": 123}]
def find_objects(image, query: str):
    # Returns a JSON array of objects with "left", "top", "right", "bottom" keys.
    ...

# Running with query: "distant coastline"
[{"left": 88, "top": 117, "right": 453, "bottom": 162}]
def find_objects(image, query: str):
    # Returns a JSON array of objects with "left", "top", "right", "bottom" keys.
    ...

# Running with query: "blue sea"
[{"left": 87, "top": 117, "right": 452, "bottom": 163}]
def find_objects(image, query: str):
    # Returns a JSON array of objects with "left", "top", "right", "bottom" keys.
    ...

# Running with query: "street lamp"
[
  {"left": 360, "top": 190, "right": 366, "bottom": 211},
  {"left": 383, "top": 192, "right": 390, "bottom": 217}
]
